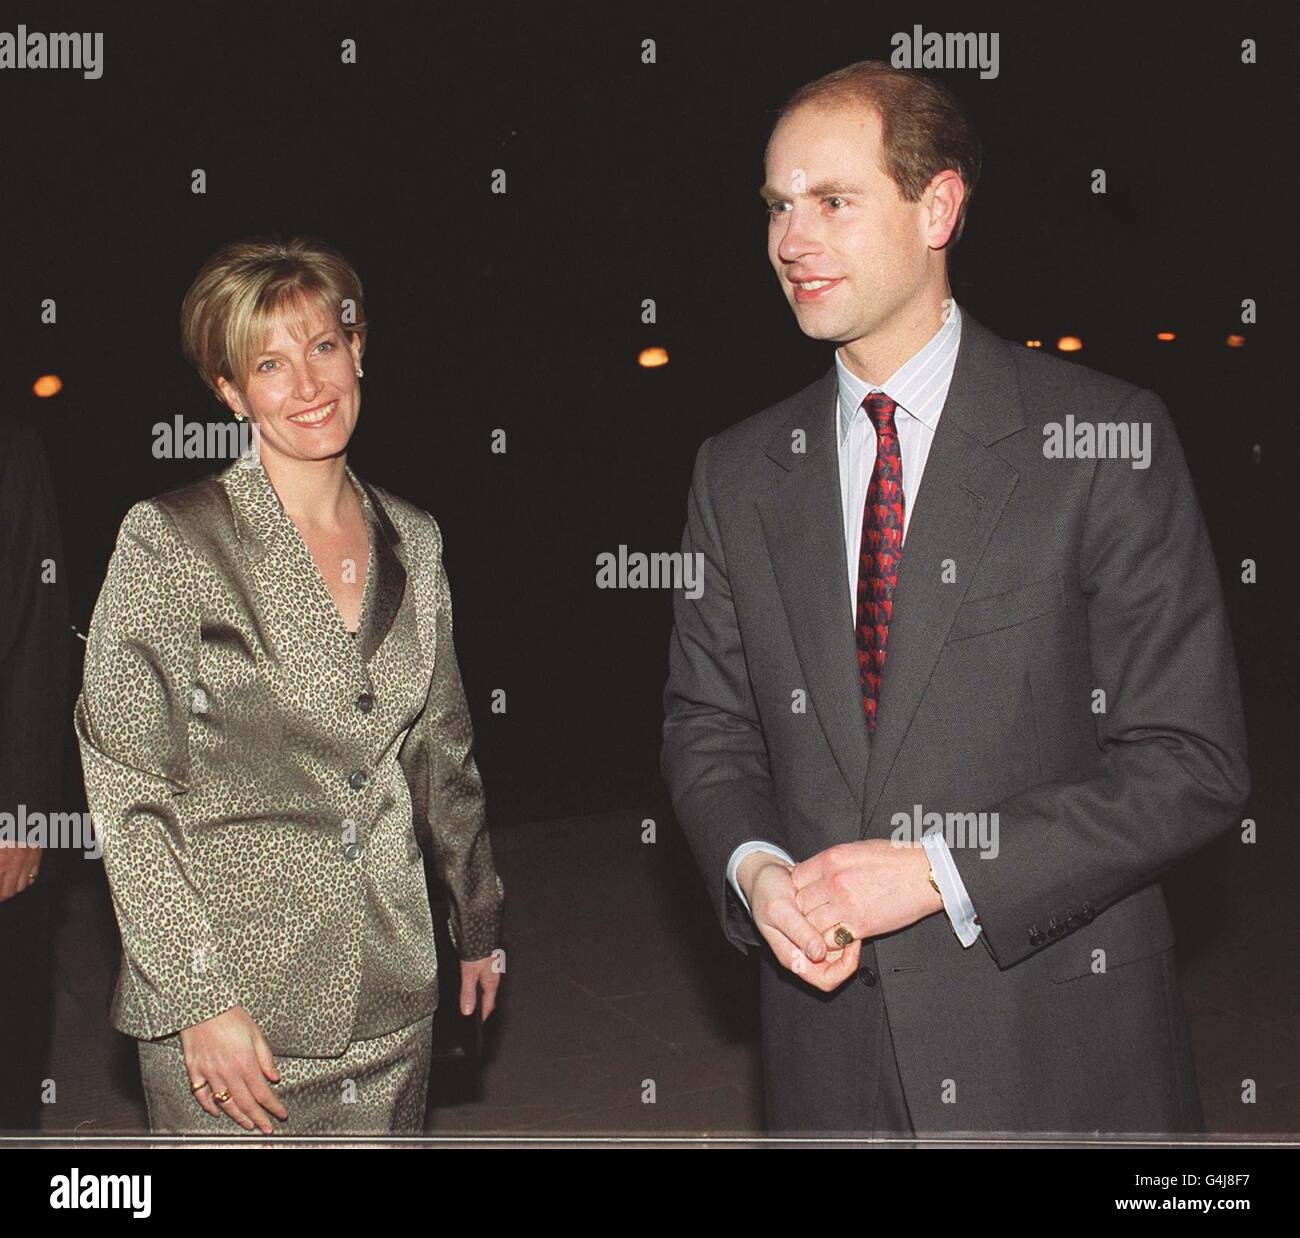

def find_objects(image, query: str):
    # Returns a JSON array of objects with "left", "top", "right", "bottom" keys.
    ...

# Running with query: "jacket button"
[
  {"left": 1080, "top": 902, "right": 1096, "bottom": 924},
  {"left": 1029, "top": 927, "right": 1046, "bottom": 947},
  {"left": 1065, "top": 912, "right": 1081, "bottom": 930},
  {"left": 343, "top": 842, "right": 365, "bottom": 861},
  {"left": 1047, "top": 917, "right": 1063, "bottom": 938},
  {"left": 348, "top": 769, "right": 367, "bottom": 791},
  {"left": 858, "top": 967, "right": 878, "bottom": 987},
  {"left": 356, "top": 692, "right": 374, "bottom": 713}
]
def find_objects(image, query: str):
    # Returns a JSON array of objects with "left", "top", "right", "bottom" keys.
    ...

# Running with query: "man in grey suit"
[{"left": 660, "top": 60, "right": 1248, "bottom": 1137}]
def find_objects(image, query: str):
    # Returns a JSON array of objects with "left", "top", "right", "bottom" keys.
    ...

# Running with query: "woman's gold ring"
[
  {"left": 212, "top": 1089, "right": 232, "bottom": 1104},
  {"left": 190, "top": 1079, "right": 211, "bottom": 1094}
]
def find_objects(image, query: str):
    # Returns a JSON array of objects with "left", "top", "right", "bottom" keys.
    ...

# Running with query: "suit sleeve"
[
  {"left": 0, "top": 423, "right": 69, "bottom": 825},
  {"left": 398, "top": 515, "right": 503, "bottom": 962},
  {"left": 74, "top": 500, "right": 239, "bottom": 1038},
  {"left": 949, "top": 387, "right": 1250, "bottom": 969},
  {"left": 661, "top": 436, "right": 791, "bottom": 954}
]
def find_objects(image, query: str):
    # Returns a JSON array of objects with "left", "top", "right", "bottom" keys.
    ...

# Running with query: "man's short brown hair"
[{"left": 772, "top": 60, "right": 982, "bottom": 248}]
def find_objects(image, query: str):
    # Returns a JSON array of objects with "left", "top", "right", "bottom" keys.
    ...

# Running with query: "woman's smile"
[{"left": 286, "top": 399, "right": 338, "bottom": 427}]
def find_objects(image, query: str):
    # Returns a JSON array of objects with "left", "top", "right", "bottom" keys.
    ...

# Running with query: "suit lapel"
[
  {"left": 857, "top": 313, "right": 1025, "bottom": 835},
  {"left": 757, "top": 368, "right": 870, "bottom": 811},
  {"left": 219, "top": 459, "right": 407, "bottom": 667},
  {"left": 351, "top": 474, "right": 407, "bottom": 665}
]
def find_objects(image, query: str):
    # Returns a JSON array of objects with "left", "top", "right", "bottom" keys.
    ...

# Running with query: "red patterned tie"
[{"left": 855, "top": 392, "right": 904, "bottom": 732}]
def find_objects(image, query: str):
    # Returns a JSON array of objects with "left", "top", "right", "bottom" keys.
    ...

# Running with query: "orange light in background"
[
  {"left": 33, "top": 374, "right": 63, "bottom": 397},
  {"left": 1156, "top": 332, "right": 1176, "bottom": 342},
  {"left": 1025, "top": 339, "right": 1042, "bottom": 348},
  {"left": 1226, "top": 335, "right": 1246, "bottom": 348},
  {"left": 638, "top": 347, "right": 669, "bottom": 368},
  {"left": 1056, "top": 336, "right": 1083, "bottom": 353}
]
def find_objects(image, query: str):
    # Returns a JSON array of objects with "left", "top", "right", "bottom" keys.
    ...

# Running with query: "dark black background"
[{"left": 4, "top": 0, "right": 1292, "bottom": 848}]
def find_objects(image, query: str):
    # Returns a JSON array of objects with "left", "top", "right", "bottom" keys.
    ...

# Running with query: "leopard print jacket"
[{"left": 74, "top": 458, "right": 503, "bottom": 1054}]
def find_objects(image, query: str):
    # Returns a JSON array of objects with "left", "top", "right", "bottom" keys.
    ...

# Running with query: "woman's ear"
[
  {"left": 214, "top": 374, "right": 248, "bottom": 419},
  {"left": 348, "top": 332, "right": 364, "bottom": 373}
]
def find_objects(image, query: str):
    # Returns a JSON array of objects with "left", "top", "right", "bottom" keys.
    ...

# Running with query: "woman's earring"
[
  {"left": 233, "top": 411, "right": 246, "bottom": 421},
  {"left": 355, "top": 367, "right": 364, "bottom": 378}
]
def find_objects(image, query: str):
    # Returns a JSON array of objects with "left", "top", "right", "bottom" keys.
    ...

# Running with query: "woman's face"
[{"left": 216, "top": 297, "right": 363, "bottom": 467}]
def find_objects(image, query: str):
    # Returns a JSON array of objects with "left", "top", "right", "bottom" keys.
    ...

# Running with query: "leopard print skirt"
[{"left": 136, "top": 1014, "right": 434, "bottom": 1136}]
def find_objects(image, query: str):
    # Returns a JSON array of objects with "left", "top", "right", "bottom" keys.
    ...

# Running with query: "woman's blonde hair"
[{"left": 180, "top": 235, "right": 367, "bottom": 399}]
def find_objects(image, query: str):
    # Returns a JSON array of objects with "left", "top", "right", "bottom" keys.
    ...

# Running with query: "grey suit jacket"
[
  {"left": 75, "top": 459, "right": 503, "bottom": 1055},
  {"left": 661, "top": 310, "right": 1248, "bottom": 1135}
]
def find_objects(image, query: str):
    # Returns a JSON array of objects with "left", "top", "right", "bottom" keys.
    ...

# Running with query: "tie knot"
[{"left": 864, "top": 391, "right": 898, "bottom": 433}]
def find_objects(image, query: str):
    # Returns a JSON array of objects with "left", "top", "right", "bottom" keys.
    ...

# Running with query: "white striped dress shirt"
[{"left": 728, "top": 300, "right": 981, "bottom": 947}]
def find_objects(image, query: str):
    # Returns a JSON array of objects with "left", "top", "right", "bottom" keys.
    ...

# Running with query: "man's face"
[{"left": 763, "top": 102, "right": 934, "bottom": 345}]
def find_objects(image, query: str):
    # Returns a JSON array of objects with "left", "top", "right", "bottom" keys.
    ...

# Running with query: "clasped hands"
[{"left": 738, "top": 840, "right": 944, "bottom": 992}]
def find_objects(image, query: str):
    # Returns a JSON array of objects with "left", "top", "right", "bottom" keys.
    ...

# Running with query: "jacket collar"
[
  {"left": 216, "top": 455, "right": 407, "bottom": 664},
  {"left": 216, "top": 456, "right": 401, "bottom": 559},
  {"left": 765, "top": 308, "right": 1025, "bottom": 471}
]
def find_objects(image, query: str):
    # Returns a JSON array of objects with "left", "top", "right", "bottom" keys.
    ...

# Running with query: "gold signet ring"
[{"left": 831, "top": 923, "right": 855, "bottom": 948}]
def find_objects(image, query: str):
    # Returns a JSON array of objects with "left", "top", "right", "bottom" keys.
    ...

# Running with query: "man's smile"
[{"left": 791, "top": 276, "right": 845, "bottom": 303}]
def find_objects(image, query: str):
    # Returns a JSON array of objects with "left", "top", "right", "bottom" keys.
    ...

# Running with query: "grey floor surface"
[{"left": 23, "top": 807, "right": 1300, "bottom": 1141}]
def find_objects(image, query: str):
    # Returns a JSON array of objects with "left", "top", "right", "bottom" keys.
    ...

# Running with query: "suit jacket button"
[
  {"left": 356, "top": 692, "right": 375, "bottom": 713},
  {"left": 343, "top": 842, "right": 365, "bottom": 861},
  {"left": 1047, "top": 918, "right": 1063, "bottom": 938},
  {"left": 348, "top": 769, "right": 368, "bottom": 790},
  {"left": 1080, "top": 903, "right": 1096, "bottom": 924},
  {"left": 1065, "top": 913, "right": 1081, "bottom": 930},
  {"left": 1029, "top": 928, "right": 1046, "bottom": 947},
  {"left": 858, "top": 967, "right": 878, "bottom": 987}
]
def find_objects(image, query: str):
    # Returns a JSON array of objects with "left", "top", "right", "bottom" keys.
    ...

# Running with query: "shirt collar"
[{"left": 835, "top": 301, "right": 963, "bottom": 444}]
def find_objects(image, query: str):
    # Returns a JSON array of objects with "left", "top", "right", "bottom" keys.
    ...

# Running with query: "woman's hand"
[
  {"left": 0, "top": 843, "right": 42, "bottom": 902},
  {"left": 179, "top": 1006, "right": 288, "bottom": 1133},
  {"left": 458, "top": 955, "right": 501, "bottom": 1020}
]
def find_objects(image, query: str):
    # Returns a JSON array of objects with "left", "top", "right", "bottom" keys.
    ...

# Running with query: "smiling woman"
[
  {"left": 74, "top": 235, "right": 505, "bottom": 1135},
  {"left": 180, "top": 236, "right": 367, "bottom": 466}
]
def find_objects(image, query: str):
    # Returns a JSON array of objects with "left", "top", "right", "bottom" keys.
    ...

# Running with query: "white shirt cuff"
[
  {"left": 727, "top": 841, "right": 796, "bottom": 917},
  {"left": 922, "top": 832, "right": 981, "bottom": 947}
]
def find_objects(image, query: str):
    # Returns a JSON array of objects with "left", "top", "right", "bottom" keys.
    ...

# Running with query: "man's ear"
[
  {"left": 214, "top": 374, "right": 248, "bottom": 418},
  {"left": 925, "top": 170, "right": 966, "bottom": 250}
]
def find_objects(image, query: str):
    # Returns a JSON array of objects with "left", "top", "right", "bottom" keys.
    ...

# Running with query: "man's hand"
[
  {"left": 738, "top": 852, "right": 862, "bottom": 992},
  {"left": 179, "top": 1006, "right": 288, "bottom": 1134},
  {"left": 459, "top": 954, "right": 502, "bottom": 1020},
  {"left": 791, "top": 840, "right": 944, "bottom": 948},
  {"left": 0, "top": 843, "right": 42, "bottom": 902}
]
